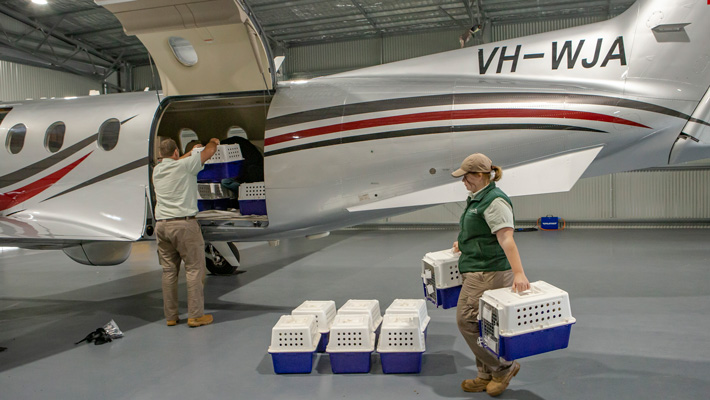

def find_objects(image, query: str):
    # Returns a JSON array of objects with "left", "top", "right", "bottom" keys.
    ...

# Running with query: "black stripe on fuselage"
[
  {"left": 41, "top": 157, "right": 149, "bottom": 203},
  {"left": 121, "top": 115, "right": 138, "bottom": 125},
  {"left": 264, "top": 124, "right": 606, "bottom": 157},
  {"left": 266, "top": 92, "right": 707, "bottom": 131},
  {"left": 0, "top": 134, "right": 99, "bottom": 190}
]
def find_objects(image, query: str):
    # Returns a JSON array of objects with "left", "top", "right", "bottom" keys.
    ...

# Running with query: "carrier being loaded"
[{"left": 152, "top": 93, "right": 272, "bottom": 231}]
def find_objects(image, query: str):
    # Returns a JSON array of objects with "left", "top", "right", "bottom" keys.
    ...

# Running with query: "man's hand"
[
  {"left": 200, "top": 138, "right": 221, "bottom": 165},
  {"left": 512, "top": 272, "right": 530, "bottom": 293},
  {"left": 452, "top": 241, "right": 460, "bottom": 253}
]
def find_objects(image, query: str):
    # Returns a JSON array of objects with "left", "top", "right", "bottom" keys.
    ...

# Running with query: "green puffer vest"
[{"left": 457, "top": 182, "right": 513, "bottom": 273}]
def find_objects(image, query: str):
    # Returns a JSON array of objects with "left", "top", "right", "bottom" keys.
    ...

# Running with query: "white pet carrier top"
[
  {"left": 238, "top": 182, "right": 266, "bottom": 200},
  {"left": 377, "top": 314, "right": 426, "bottom": 353},
  {"left": 422, "top": 249, "right": 462, "bottom": 289},
  {"left": 385, "top": 299, "right": 430, "bottom": 333},
  {"left": 291, "top": 300, "right": 337, "bottom": 333},
  {"left": 192, "top": 144, "right": 243, "bottom": 164},
  {"left": 479, "top": 280, "right": 576, "bottom": 337},
  {"left": 326, "top": 315, "right": 376, "bottom": 353},
  {"left": 267, "top": 315, "right": 320, "bottom": 353},
  {"left": 337, "top": 299, "right": 382, "bottom": 332}
]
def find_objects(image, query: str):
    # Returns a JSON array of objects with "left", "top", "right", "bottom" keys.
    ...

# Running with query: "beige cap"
[{"left": 451, "top": 153, "right": 493, "bottom": 177}]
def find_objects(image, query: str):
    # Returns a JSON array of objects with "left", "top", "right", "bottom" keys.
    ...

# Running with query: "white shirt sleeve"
[
  {"left": 484, "top": 198, "right": 514, "bottom": 233},
  {"left": 181, "top": 151, "right": 204, "bottom": 175}
]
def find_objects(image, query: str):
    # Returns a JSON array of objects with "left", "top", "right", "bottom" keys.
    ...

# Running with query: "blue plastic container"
[
  {"left": 380, "top": 352, "right": 424, "bottom": 374},
  {"left": 197, "top": 198, "right": 231, "bottom": 211},
  {"left": 238, "top": 199, "right": 267, "bottom": 215},
  {"left": 498, "top": 323, "right": 573, "bottom": 360},
  {"left": 197, "top": 161, "right": 242, "bottom": 182},
  {"left": 270, "top": 352, "right": 315, "bottom": 374},
  {"left": 329, "top": 352, "right": 372, "bottom": 374},
  {"left": 479, "top": 322, "right": 574, "bottom": 361},
  {"left": 316, "top": 332, "right": 329, "bottom": 353},
  {"left": 423, "top": 283, "right": 461, "bottom": 309}
]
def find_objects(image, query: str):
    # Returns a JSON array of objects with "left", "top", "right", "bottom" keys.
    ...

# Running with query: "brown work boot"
[
  {"left": 461, "top": 377, "right": 491, "bottom": 392},
  {"left": 486, "top": 361, "right": 520, "bottom": 397},
  {"left": 166, "top": 319, "right": 179, "bottom": 326},
  {"left": 188, "top": 314, "right": 214, "bottom": 328}
]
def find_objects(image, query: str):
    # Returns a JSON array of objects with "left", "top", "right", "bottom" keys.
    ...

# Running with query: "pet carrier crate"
[
  {"left": 478, "top": 281, "right": 576, "bottom": 361},
  {"left": 292, "top": 300, "right": 337, "bottom": 353},
  {"left": 377, "top": 314, "right": 426, "bottom": 374},
  {"left": 422, "top": 249, "right": 462, "bottom": 309},
  {"left": 267, "top": 315, "right": 320, "bottom": 374},
  {"left": 326, "top": 315, "right": 376, "bottom": 373},
  {"left": 193, "top": 144, "right": 243, "bottom": 182},
  {"left": 384, "top": 299, "right": 430, "bottom": 338},
  {"left": 337, "top": 299, "right": 383, "bottom": 332},
  {"left": 238, "top": 182, "right": 266, "bottom": 215}
]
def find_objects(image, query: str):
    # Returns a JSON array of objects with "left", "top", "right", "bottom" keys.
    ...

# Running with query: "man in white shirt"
[{"left": 153, "top": 137, "right": 219, "bottom": 327}]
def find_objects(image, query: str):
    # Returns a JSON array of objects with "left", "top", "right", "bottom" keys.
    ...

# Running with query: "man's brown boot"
[
  {"left": 166, "top": 319, "right": 179, "bottom": 326},
  {"left": 461, "top": 377, "right": 491, "bottom": 392},
  {"left": 486, "top": 361, "right": 520, "bottom": 397},
  {"left": 188, "top": 314, "right": 214, "bottom": 327}
]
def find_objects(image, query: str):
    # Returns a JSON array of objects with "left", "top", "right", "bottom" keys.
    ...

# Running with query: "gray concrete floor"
[{"left": 1, "top": 229, "right": 709, "bottom": 400}]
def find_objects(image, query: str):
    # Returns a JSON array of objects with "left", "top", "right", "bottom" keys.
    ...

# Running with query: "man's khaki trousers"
[
  {"left": 156, "top": 219, "right": 206, "bottom": 320},
  {"left": 456, "top": 270, "right": 514, "bottom": 379}
]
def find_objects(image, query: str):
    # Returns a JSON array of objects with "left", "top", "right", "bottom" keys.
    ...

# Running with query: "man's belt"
[{"left": 158, "top": 216, "right": 196, "bottom": 222}]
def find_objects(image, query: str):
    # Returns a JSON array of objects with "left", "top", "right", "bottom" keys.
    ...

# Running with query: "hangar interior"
[{"left": 1, "top": 1, "right": 709, "bottom": 399}]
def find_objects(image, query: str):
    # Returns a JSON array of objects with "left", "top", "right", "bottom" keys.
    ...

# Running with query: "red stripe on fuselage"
[
  {"left": 0, "top": 152, "right": 93, "bottom": 211},
  {"left": 265, "top": 108, "right": 649, "bottom": 147}
]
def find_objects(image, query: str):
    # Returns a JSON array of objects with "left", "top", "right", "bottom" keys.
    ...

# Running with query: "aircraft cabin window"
[
  {"left": 227, "top": 126, "right": 248, "bottom": 139},
  {"left": 179, "top": 128, "right": 199, "bottom": 153},
  {"left": 168, "top": 36, "right": 198, "bottom": 67},
  {"left": 98, "top": 118, "right": 121, "bottom": 151},
  {"left": 44, "top": 122, "right": 65, "bottom": 153},
  {"left": 5, "top": 123, "right": 26, "bottom": 154}
]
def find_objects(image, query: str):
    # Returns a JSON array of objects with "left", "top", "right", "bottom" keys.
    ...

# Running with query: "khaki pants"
[
  {"left": 456, "top": 270, "right": 514, "bottom": 379},
  {"left": 156, "top": 219, "right": 206, "bottom": 320}
]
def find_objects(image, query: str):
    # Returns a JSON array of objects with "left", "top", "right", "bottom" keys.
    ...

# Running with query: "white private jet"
[{"left": 1, "top": 0, "right": 708, "bottom": 274}]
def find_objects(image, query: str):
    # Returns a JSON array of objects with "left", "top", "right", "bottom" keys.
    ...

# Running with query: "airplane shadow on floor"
[{"left": 0, "top": 234, "right": 351, "bottom": 372}]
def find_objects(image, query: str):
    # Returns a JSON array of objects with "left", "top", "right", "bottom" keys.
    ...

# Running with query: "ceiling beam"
[
  {"left": 66, "top": 26, "right": 125, "bottom": 38},
  {"left": 251, "top": 0, "right": 334, "bottom": 12},
  {"left": 351, "top": 1, "right": 380, "bottom": 31},
  {"left": 439, "top": 6, "right": 467, "bottom": 29},
  {"left": 462, "top": 0, "right": 474, "bottom": 26},
  {"left": 0, "top": 4, "right": 118, "bottom": 66}
]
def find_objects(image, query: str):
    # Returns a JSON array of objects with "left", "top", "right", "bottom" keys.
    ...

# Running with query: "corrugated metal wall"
[
  {"left": 0, "top": 60, "right": 101, "bottom": 102},
  {"left": 132, "top": 65, "right": 162, "bottom": 91},
  {"left": 283, "top": 17, "right": 615, "bottom": 79},
  {"left": 284, "top": 28, "right": 463, "bottom": 79},
  {"left": 492, "top": 16, "right": 607, "bottom": 41}
]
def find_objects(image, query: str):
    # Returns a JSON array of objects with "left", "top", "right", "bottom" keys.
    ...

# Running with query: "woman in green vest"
[{"left": 451, "top": 153, "right": 530, "bottom": 397}]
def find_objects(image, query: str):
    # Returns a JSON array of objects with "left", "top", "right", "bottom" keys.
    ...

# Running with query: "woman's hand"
[
  {"left": 512, "top": 272, "right": 530, "bottom": 293},
  {"left": 452, "top": 241, "right": 459, "bottom": 253}
]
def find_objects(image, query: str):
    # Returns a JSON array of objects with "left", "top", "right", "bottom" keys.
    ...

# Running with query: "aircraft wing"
[
  {"left": 0, "top": 213, "right": 136, "bottom": 249},
  {"left": 347, "top": 146, "right": 603, "bottom": 212}
]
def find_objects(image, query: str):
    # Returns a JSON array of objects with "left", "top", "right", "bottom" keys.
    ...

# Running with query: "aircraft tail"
[{"left": 338, "top": 0, "right": 710, "bottom": 101}]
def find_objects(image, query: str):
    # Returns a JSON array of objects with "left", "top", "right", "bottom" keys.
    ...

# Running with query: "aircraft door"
[{"left": 98, "top": 0, "right": 274, "bottom": 97}]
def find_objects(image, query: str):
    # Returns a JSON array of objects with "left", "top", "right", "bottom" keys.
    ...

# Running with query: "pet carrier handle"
[{"left": 509, "top": 283, "right": 542, "bottom": 297}]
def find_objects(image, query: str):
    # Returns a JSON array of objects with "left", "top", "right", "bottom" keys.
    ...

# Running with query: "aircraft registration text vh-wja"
[{"left": 1, "top": 0, "right": 709, "bottom": 272}]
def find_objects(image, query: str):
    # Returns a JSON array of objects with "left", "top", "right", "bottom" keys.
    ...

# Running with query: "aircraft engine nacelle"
[{"left": 62, "top": 242, "right": 132, "bottom": 266}]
